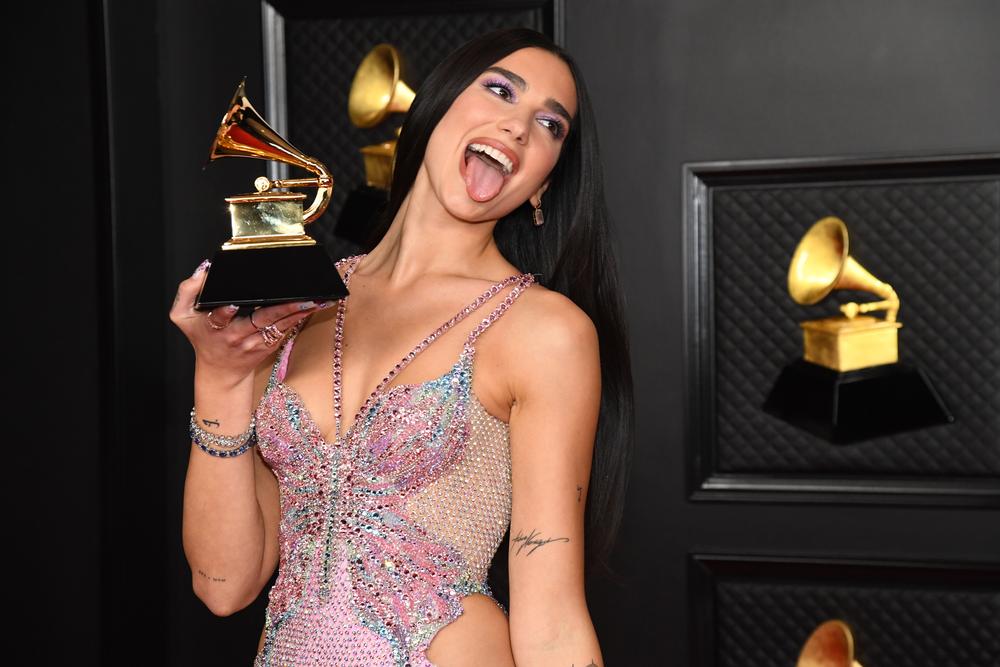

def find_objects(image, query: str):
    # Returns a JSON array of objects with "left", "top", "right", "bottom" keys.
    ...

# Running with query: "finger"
[
  {"left": 270, "top": 305, "right": 324, "bottom": 332},
  {"left": 171, "top": 259, "right": 213, "bottom": 317},
  {"left": 239, "top": 307, "right": 317, "bottom": 352},
  {"left": 248, "top": 299, "right": 334, "bottom": 329},
  {"left": 204, "top": 304, "right": 240, "bottom": 332}
]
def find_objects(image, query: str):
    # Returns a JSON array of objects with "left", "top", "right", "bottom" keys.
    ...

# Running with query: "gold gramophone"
[
  {"left": 195, "top": 78, "right": 348, "bottom": 310},
  {"left": 762, "top": 216, "right": 953, "bottom": 443},
  {"left": 796, "top": 620, "right": 863, "bottom": 667},
  {"left": 789, "top": 217, "right": 901, "bottom": 372},
  {"left": 349, "top": 43, "right": 414, "bottom": 189},
  {"left": 335, "top": 44, "right": 415, "bottom": 246}
]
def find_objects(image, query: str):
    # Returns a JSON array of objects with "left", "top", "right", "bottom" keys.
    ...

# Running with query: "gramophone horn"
[
  {"left": 349, "top": 44, "right": 415, "bottom": 128},
  {"left": 796, "top": 620, "right": 863, "bottom": 667},
  {"left": 787, "top": 216, "right": 899, "bottom": 322},
  {"left": 208, "top": 77, "right": 333, "bottom": 224}
]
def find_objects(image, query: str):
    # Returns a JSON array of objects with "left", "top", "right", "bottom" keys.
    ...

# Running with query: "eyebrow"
[{"left": 484, "top": 66, "right": 573, "bottom": 125}]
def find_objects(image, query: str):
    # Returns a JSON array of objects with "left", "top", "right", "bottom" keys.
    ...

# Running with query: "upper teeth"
[{"left": 468, "top": 143, "right": 513, "bottom": 175}]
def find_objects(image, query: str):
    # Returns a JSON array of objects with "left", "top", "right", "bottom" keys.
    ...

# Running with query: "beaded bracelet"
[{"left": 189, "top": 407, "right": 257, "bottom": 458}]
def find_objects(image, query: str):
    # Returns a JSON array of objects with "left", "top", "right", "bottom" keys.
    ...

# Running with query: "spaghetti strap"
[{"left": 465, "top": 272, "right": 536, "bottom": 349}]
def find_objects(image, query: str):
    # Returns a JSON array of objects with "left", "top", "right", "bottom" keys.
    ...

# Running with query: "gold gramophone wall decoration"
[
  {"left": 349, "top": 43, "right": 414, "bottom": 189},
  {"left": 195, "top": 78, "right": 348, "bottom": 310},
  {"left": 335, "top": 44, "right": 415, "bottom": 246},
  {"left": 796, "top": 620, "right": 863, "bottom": 667},
  {"left": 790, "top": 217, "right": 901, "bottom": 372},
  {"left": 762, "top": 216, "right": 953, "bottom": 443}
]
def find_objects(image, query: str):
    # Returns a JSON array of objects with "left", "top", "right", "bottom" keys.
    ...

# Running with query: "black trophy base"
[
  {"left": 195, "top": 244, "right": 349, "bottom": 310},
  {"left": 762, "top": 358, "right": 954, "bottom": 444}
]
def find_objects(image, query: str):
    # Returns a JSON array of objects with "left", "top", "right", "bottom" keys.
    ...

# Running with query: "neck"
[{"left": 359, "top": 166, "right": 506, "bottom": 289}]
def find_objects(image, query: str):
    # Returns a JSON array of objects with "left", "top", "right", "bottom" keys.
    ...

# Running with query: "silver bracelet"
[{"left": 189, "top": 407, "right": 257, "bottom": 458}]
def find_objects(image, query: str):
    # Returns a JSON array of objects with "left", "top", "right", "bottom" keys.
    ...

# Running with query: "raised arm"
[
  {"left": 506, "top": 291, "right": 604, "bottom": 667},
  {"left": 170, "top": 260, "right": 325, "bottom": 615}
]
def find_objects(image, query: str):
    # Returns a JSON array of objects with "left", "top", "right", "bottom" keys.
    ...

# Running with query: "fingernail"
[
  {"left": 225, "top": 304, "right": 238, "bottom": 313},
  {"left": 316, "top": 301, "right": 332, "bottom": 309},
  {"left": 298, "top": 301, "right": 317, "bottom": 310},
  {"left": 192, "top": 259, "right": 211, "bottom": 277}
]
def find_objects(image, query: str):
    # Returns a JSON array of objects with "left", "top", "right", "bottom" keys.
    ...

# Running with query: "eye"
[
  {"left": 538, "top": 116, "right": 565, "bottom": 139},
  {"left": 483, "top": 77, "right": 515, "bottom": 101}
]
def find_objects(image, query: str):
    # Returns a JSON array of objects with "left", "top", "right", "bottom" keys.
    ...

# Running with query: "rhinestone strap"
[{"left": 464, "top": 272, "right": 536, "bottom": 346}]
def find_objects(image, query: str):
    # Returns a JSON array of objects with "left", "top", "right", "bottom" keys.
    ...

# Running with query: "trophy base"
[
  {"left": 195, "top": 244, "right": 349, "bottom": 310},
  {"left": 761, "top": 358, "right": 954, "bottom": 444}
]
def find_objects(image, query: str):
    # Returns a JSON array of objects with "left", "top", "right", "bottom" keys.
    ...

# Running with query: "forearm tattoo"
[
  {"left": 572, "top": 661, "right": 599, "bottom": 667},
  {"left": 576, "top": 485, "right": 583, "bottom": 502},
  {"left": 196, "top": 568, "right": 226, "bottom": 583},
  {"left": 511, "top": 528, "right": 570, "bottom": 556},
  {"left": 202, "top": 418, "right": 220, "bottom": 427}
]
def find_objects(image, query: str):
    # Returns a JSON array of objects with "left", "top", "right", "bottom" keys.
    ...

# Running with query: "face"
[{"left": 420, "top": 47, "right": 578, "bottom": 221}]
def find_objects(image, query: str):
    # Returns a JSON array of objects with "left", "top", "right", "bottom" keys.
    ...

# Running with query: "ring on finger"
[
  {"left": 249, "top": 309, "right": 263, "bottom": 331},
  {"left": 206, "top": 310, "right": 229, "bottom": 330},
  {"left": 260, "top": 323, "right": 283, "bottom": 346}
]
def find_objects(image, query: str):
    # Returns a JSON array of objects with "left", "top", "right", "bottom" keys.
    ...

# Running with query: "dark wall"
[
  {"left": 12, "top": 1, "right": 104, "bottom": 660},
  {"left": 565, "top": 0, "right": 1000, "bottom": 663},
  {"left": 156, "top": 2, "right": 268, "bottom": 663},
  {"left": 19, "top": 0, "right": 999, "bottom": 663}
]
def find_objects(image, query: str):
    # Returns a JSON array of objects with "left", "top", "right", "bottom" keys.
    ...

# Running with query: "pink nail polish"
[{"left": 192, "top": 259, "right": 211, "bottom": 277}]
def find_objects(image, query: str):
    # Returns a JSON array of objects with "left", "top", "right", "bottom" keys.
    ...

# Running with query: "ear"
[{"left": 529, "top": 180, "right": 550, "bottom": 208}]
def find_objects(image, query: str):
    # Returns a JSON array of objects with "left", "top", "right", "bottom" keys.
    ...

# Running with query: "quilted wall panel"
[
  {"left": 692, "top": 556, "right": 1000, "bottom": 667},
  {"left": 693, "top": 163, "right": 1000, "bottom": 481}
]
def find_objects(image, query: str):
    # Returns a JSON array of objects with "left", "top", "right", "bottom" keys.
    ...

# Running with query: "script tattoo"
[
  {"left": 196, "top": 568, "right": 226, "bottom": 583},
  {"left": 511, "top": 528, "right": 570, "bottom": 556},
  {"left": 202, "top": 418, "right": 221, "bottom": 427},
  {"left": 571, "top": 661, "right": 599, "bottom": 667},
  {"left": 577, "top": 485, "right": 583, "bottom": 502}
]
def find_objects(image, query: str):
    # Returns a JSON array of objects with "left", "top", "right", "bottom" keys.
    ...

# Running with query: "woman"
[{"left": 172, "top": 27, "right": 633, "bottom": 667}]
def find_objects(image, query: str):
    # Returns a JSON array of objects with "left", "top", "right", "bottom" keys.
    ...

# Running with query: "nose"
[{"left": 497, "top": 111, "right": 528, "bottom": 144}]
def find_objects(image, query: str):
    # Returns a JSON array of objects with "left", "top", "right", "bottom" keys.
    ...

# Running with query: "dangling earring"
[{"left": 532, "top": 199, "right": 545, "bottom": 226}]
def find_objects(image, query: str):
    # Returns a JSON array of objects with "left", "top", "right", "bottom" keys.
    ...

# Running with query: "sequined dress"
[{"left": 252, "top": 254, "right": 536, "bottom": 666}]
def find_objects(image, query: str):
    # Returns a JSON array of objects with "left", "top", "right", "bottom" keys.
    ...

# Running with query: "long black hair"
[{"left": 363, "top": 27, "right": 634, "bottom": 588}]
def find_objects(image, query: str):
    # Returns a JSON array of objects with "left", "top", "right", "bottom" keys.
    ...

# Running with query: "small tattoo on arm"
[
  {"left": 511, "top": 528, "right": 570, "bottom": 556},
  {"left": 571, "top": 661, "right": 599, "bottom": 667},
  {"left": 577, "top": 485, "right": 583, "bottom": 502},
  {"left": 202, "top": 418, "right": 220, "bottom": 427},
  {"left": 196, "top": 568, "right": 226, "bottom": 583}
]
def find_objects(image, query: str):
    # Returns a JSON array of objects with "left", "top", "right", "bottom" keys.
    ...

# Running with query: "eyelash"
[{"left": 482, "top": 77, "right": 566, "bottom": 139}]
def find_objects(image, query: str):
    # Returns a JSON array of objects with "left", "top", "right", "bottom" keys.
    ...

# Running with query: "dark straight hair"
[{"left": 363, "top": 27, "right": 634, "bottom": 587}]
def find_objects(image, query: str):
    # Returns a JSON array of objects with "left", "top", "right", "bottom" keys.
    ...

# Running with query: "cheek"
[
  {"left": 523, "top": 145, "right": 562, "bottom": 185},
  {"left": 422, "top": 127, "right": 459, "bottom": 187}
]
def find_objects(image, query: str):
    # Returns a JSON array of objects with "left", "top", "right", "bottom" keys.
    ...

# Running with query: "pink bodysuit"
[{"left": 252, "top": 253, "right": 535, "bottom": 666}]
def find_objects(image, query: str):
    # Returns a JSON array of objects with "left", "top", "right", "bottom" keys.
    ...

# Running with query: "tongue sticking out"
[{"left": 464, "top": 153, "right": 506, "bottom": 202}]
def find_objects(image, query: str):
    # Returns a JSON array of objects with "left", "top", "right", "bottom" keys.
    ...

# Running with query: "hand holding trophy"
[{"left": 194, "top": 77, "right": 349, "bottom": 310}]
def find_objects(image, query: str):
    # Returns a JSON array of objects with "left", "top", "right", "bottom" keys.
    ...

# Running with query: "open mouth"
[
  {"left": 465, "top": 143, "right": 514, "bottom": 175},
  {"left": 462, "top": 142, "right": 515, "bottom": 202}
]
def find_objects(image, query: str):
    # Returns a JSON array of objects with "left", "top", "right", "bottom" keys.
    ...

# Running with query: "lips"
[
  {"left": 466, "top": 137, "right": 519, "bottom": 176},
  {"left": 459, "top": 136, "right": 519, "bottom": 190}
]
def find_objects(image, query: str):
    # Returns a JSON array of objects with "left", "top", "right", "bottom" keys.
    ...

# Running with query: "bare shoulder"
[
  {"left": 507, "top": 283, "right": 597, "bottom": 344},
  {"left": 501, "top": 283, "right": 600, "bottom": 402}
]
